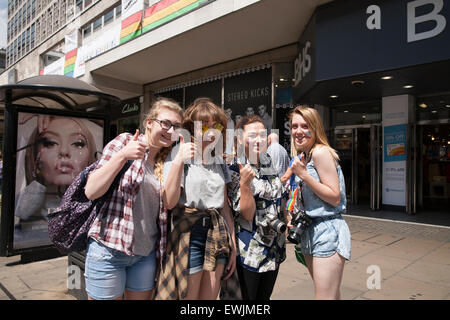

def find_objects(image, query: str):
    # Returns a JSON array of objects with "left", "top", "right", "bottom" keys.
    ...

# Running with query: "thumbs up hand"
[
  {"left": 118, "top": 129, "right": 147, "bottom": 160},
  {"left": 238, "top": 162, "right": 256, "bottom": 187},
  {"left": 174, "top": 133, "right": 196, "bottom": 165}
]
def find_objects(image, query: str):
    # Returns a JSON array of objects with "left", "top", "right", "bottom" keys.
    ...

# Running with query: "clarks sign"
[
  {"left": 112, "top": 97, "right": 140, "bottom": 119},
  {"left": 122, "top": 102, "right": 139, "bottom": 114}
]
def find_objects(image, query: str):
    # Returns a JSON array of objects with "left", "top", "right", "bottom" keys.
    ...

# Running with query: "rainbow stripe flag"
[
  {"left": 64, "top": 48, "right": 77, "bottom": 77},
  {"left": 142, "top": 0, "right": 207, "bottom": 33},
  {"left": 286, "top": 186, "right": 300, "bottom": 212},
  {"left": 120, "top": 10, "right": 143, "bottom": 44}
]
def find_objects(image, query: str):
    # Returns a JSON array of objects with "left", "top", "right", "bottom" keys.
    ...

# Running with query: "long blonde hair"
[
  {"left": 289, "top": 105, "right": 339, "bottom": 161},
  {"left": 144, "top": 97, "right": 183, "bottom": 182}
]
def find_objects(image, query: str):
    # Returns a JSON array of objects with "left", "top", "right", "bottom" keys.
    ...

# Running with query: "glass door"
[{"left": 333, "top": 125, "right": 381, "bottom": 209}]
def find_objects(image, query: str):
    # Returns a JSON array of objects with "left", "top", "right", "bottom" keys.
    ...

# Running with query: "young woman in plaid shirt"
[{"left": 83, "top": 97, "right": 183, "bottom": 300}]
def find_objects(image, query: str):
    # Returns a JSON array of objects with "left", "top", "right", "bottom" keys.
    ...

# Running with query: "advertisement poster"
[
  {"left": 383, "top": 124, "right": 407, "bottom": 206},
  {"left": 14, "top": 113, "right": 104, "bottom": 250},
  {"left": 224, "top": 68, "right": 272, "bottom": 132}
]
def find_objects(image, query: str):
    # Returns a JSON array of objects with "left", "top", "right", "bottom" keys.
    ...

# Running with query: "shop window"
[
  {"left": 416, "top": 94, "right": 450, "bottom": 122},
  {"left": 331, "top": 101, "right": 381, "bottom": 127},
  {"left": 118, "top": 117, "right": 140, "bottom": 135}
]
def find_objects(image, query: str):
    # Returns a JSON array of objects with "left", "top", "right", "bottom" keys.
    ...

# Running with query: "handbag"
[{"left": 47, "top": 159, "right": 132, "bottom": 254}]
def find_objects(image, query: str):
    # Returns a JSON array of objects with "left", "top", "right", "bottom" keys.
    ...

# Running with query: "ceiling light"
[
  {"left": 279, "top": 78, "right": 285, "bottom": 81},
  {"left": 362, "top": 115, "right": 366, "bottom": 119},
  {"left": 419, "top": 103, "right": 427, "bottom": 108},
  {"left": 432, "top": 110, "right": 437, "bottom": 113},
  {"left": 403, "top": 85, "right": 414, "bottom": 89},
  {"left": 344, "top": 110, "right": 349, "bottom": 113},
  {"left": 330, "top": 95, "right": 338, "bottom": 98},
  {"left": 446, "top": 105, "right": 450, "bottom": 108},
  {"left": 381, "top": 76, "right": 393, "bottom": 80},
  {"left": 351, "top": 80, "right": 365, "bottom": 87}
]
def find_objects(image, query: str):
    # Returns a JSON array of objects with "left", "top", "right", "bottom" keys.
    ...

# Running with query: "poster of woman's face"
[{"left": 14, "top": 113, "right": 104, "bottom": 250}]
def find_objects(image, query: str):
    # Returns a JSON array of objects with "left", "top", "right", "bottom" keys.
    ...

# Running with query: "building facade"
[{"left": 1, "top": 0, "right": 449, "bottom": 221}]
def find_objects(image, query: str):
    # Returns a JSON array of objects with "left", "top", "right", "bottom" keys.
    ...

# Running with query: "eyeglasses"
[
  {"left": 202, "top": 123, "right": 224, "bottom": 133},
  {"left": 151, "top": 119, "right": 182, "bottom": 131}
]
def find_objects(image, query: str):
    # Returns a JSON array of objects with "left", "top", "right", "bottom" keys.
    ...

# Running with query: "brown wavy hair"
[{"left": 183, "top": 97, "right": 228, "bottom": 158}]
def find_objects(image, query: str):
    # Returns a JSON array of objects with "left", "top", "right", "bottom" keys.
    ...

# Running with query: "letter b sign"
[{"left": 407, "top": 0, "right": 447, "bottom": 42}]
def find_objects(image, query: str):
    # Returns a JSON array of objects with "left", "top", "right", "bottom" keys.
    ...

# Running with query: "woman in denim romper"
[{"left": 283, "top": 105, "right": 351, "bottom": 300}]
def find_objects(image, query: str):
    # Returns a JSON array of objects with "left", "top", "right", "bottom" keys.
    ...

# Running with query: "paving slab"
[
  {"left": 397, "top": 260, "right": 450, "bottom": 288},
  {"left": 361, "top": 275, "right": 450, "bottom": 300}
]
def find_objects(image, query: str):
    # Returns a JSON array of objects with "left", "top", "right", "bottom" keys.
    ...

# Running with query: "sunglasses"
[{"left": 201, "top": 123, "right": 224, "bottom": 133}]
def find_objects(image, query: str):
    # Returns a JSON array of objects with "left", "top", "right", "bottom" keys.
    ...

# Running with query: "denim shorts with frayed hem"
[
  {"left": 188, "top": 219, "right": 227, "bottom": 275},
  {"left": 84, "top": 238, "right": 156, "bottom": 300},
  {"left": 300, "top": 216, "right": 351, "bottom": 261}
]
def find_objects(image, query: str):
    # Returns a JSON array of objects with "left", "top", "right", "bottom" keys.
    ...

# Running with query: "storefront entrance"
[
  {"left": 417, "top": 122, "right": 450, "bottom": 211},
  {"left": 332, "top": 125, "right": 382, "bottom": 210}
]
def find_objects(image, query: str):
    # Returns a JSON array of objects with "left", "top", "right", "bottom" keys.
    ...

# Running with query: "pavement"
[{"left": 1, "top": 213, "right": 450, "bottom": 300}]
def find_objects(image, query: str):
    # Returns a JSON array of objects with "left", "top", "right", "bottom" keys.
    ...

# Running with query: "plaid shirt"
[{"left": 88, "top": 133, "right": 168, "bottom": 265}]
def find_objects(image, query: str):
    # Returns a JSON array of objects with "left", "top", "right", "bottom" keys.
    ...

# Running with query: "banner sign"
[
  {"left": 142, "top": 0, "right": 213, "bottom": 33},
  {"left": 41, "top": 57, "right": 65, "bottom": 76},
  {"left": 120, "top": 0, "right": 144, "bottom": 44},
  {"left": 64, "top": 31, "right": 79, "bottom": 77},
  {"left": 224, "top": 67, "right": 272, "bottom": 131}
]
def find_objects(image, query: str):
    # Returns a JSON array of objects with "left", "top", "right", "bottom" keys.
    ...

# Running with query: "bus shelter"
[{"left": 0, "top": 75, "right": 121, "bottom": 260}]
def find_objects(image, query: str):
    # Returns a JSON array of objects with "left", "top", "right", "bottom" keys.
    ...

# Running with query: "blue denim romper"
[{"left": 296, "top": 158, "right": 351, "bottom": 260}]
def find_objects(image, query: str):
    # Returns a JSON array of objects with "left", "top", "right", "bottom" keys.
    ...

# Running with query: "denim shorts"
[
  {"left": 188, "top": 219, "right": 228, "bottom": 275},
  {"left": 300, "top": 216, "right": 351, "bottom": 260},
  {"left": 84, "top": 238, "right": 157, "bottom": 300}
]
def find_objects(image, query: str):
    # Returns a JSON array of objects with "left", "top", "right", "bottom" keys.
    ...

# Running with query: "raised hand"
[
  {"left": 118, "top": 129, "right": 147, "bottom": 161},
  {"left": 174, "top": 134, "right": 196, "bottom": 164},
  {"left": 238, "top": 163, "right": 256, "bottom": 186},
  {"left": 291, "top": 154, "right": 307, "bottom": 179}
]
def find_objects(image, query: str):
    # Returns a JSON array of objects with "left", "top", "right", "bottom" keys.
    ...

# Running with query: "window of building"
[
  {"left": 104, "top": 8, "right": 114, "bottom": 26},
  {"left": 26, "top": 28, "right": 30, "bottom": 53},
  {"left": 82, "top": 24, "right": 92, "bottom": 38},
  {"left": 76, "top": 0, "right": 83, "bottom": 14},
  {"left": 93, "top": 16, "right": 102, "bottom": 32},
  {"left": 21, "top": 32, "right": 26, "bottom": 57},
  {"left": 31, "top": 23, "right": 35, "bottom": 49},
  {"left": 31, "top": 0, "right": 36, "bottom": 19},
  {"left": 84, "top": 0, "right": 93, "bottom": 8},
  {"left": 116, "top": 4, "right": 121, "bottom": 18}
]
